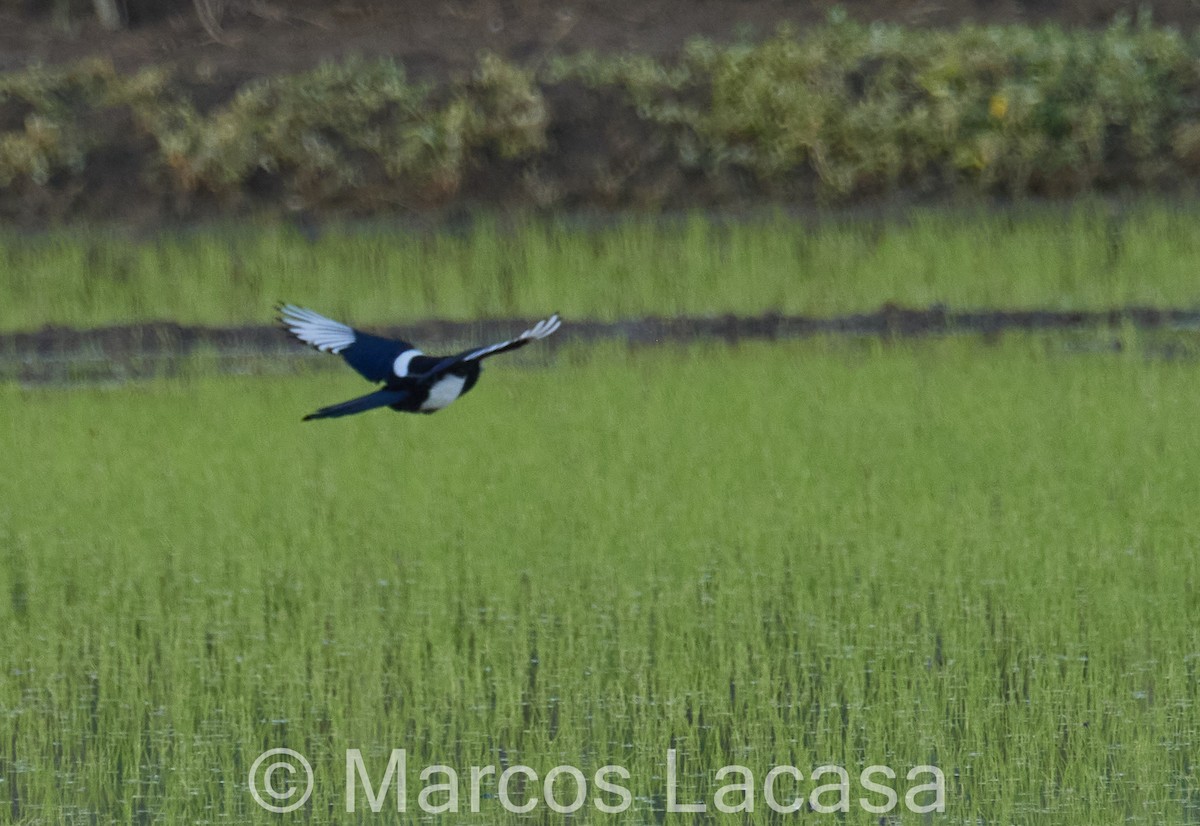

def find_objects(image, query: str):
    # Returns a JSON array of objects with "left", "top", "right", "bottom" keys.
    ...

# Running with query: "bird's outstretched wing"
[
  {"left": 406, "top": 314, "right": 563, "bottom": 383},
  {"left": 460, "top": 314, "right": 562, "bottom": 362},
  {"left": 303, "top": 388, "right": 409, "bottom": 421},
  {"left": 278, "top": 304, "right": 424, "bottom": 383}
]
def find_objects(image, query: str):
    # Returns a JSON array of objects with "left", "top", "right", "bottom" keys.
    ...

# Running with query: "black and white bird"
[{"left": 279, "top": 304, "right": 562, "bottom": 420}]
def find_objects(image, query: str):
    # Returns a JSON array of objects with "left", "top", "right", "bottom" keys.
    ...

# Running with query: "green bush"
[
  {"left": 96, "top": 52, "right": 546, "bottom": 207},
  {"left": 3, "top": 18, "right": 1200, "bottom": 212},
  {"left": 0, "top": 59, "right": 119, "bottom": 186},
  {"left": 123, "top": 56, "right": 533, "bottom": 205},
  {"left": 549, "top": 16, "right": 1199, "bottom": 197}
]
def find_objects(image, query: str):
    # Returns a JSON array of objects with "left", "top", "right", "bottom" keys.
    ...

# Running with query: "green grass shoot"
[{"left": 1, "top": 336, "right": 1197, "bottom": 822}]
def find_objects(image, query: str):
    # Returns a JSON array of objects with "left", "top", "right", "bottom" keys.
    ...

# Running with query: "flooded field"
[
  {"left": 2, "top": 335, "right": 1198, "bottom": 823},
  {"left": 2, "top": 202, "right": 1199, "bottom": 823}
]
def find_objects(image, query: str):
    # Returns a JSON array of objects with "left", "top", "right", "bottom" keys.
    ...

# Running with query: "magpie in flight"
[{"left": 279, "top": 304, "right": 562, "bottom": 421}]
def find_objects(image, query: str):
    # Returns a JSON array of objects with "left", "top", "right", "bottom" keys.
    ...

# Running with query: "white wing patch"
[
  {"left": 392, "top": 348, "right": 423, "bottom": 377},
  {"left": 464, "top": 313, "right": 562, "bottom": 361},
  {"left": 280, "top": 304, "right": 356, "bottom": 353}
]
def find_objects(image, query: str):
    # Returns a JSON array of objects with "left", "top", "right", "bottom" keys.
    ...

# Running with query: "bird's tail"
[{"left": 303, "top": 389, "right": 408, "bottom": 421}]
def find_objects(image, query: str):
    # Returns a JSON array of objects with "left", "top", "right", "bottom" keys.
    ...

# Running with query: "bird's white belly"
[{"left": 420, "top": 375, "right": 467, "bottom": 411}]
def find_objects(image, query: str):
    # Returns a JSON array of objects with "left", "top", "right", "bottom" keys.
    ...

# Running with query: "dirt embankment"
[
  {"left": 5, "top": 1, "right": 1200, "bottom": 227},
  {"left": 10, "top": 1, "right": 1200, "bottom": 81},
  {"left": 6, "top": 305, "right": 1199, "bottom": 385}
]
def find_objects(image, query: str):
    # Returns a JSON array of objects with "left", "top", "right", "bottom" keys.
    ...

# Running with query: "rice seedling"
[
  {"left": 0, "top": 335, "right": 1196, "bottom": 823},
  {"left": 3, "top": 200, "right": 1200, "bottom": 332}
]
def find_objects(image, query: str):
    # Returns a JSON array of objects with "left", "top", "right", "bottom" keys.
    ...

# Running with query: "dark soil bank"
[
  {"left": 10, "top": 1, "right": 1200, "bottom": 81},
  {"left": 5, "top": 1, "right": 1200, "bottom": 227},
  {"left": 7, "top": 305, "right": 1199, "bottom": 384}
]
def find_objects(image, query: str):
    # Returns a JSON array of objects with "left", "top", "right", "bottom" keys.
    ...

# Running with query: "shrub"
[{"left": 2, "top": 19, "right": 1200, "bottom": 213}]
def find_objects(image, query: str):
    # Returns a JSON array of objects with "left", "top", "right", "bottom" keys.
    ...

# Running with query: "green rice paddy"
[
  {"left": 4, "top": 199, "right": 1200, "bottom": 331},
  {"left": 2, "top": 332, "right": 1198, "bottom": 823},
  {"left": 2, "top": 201, "right": 1199, "bottom": 823}
]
